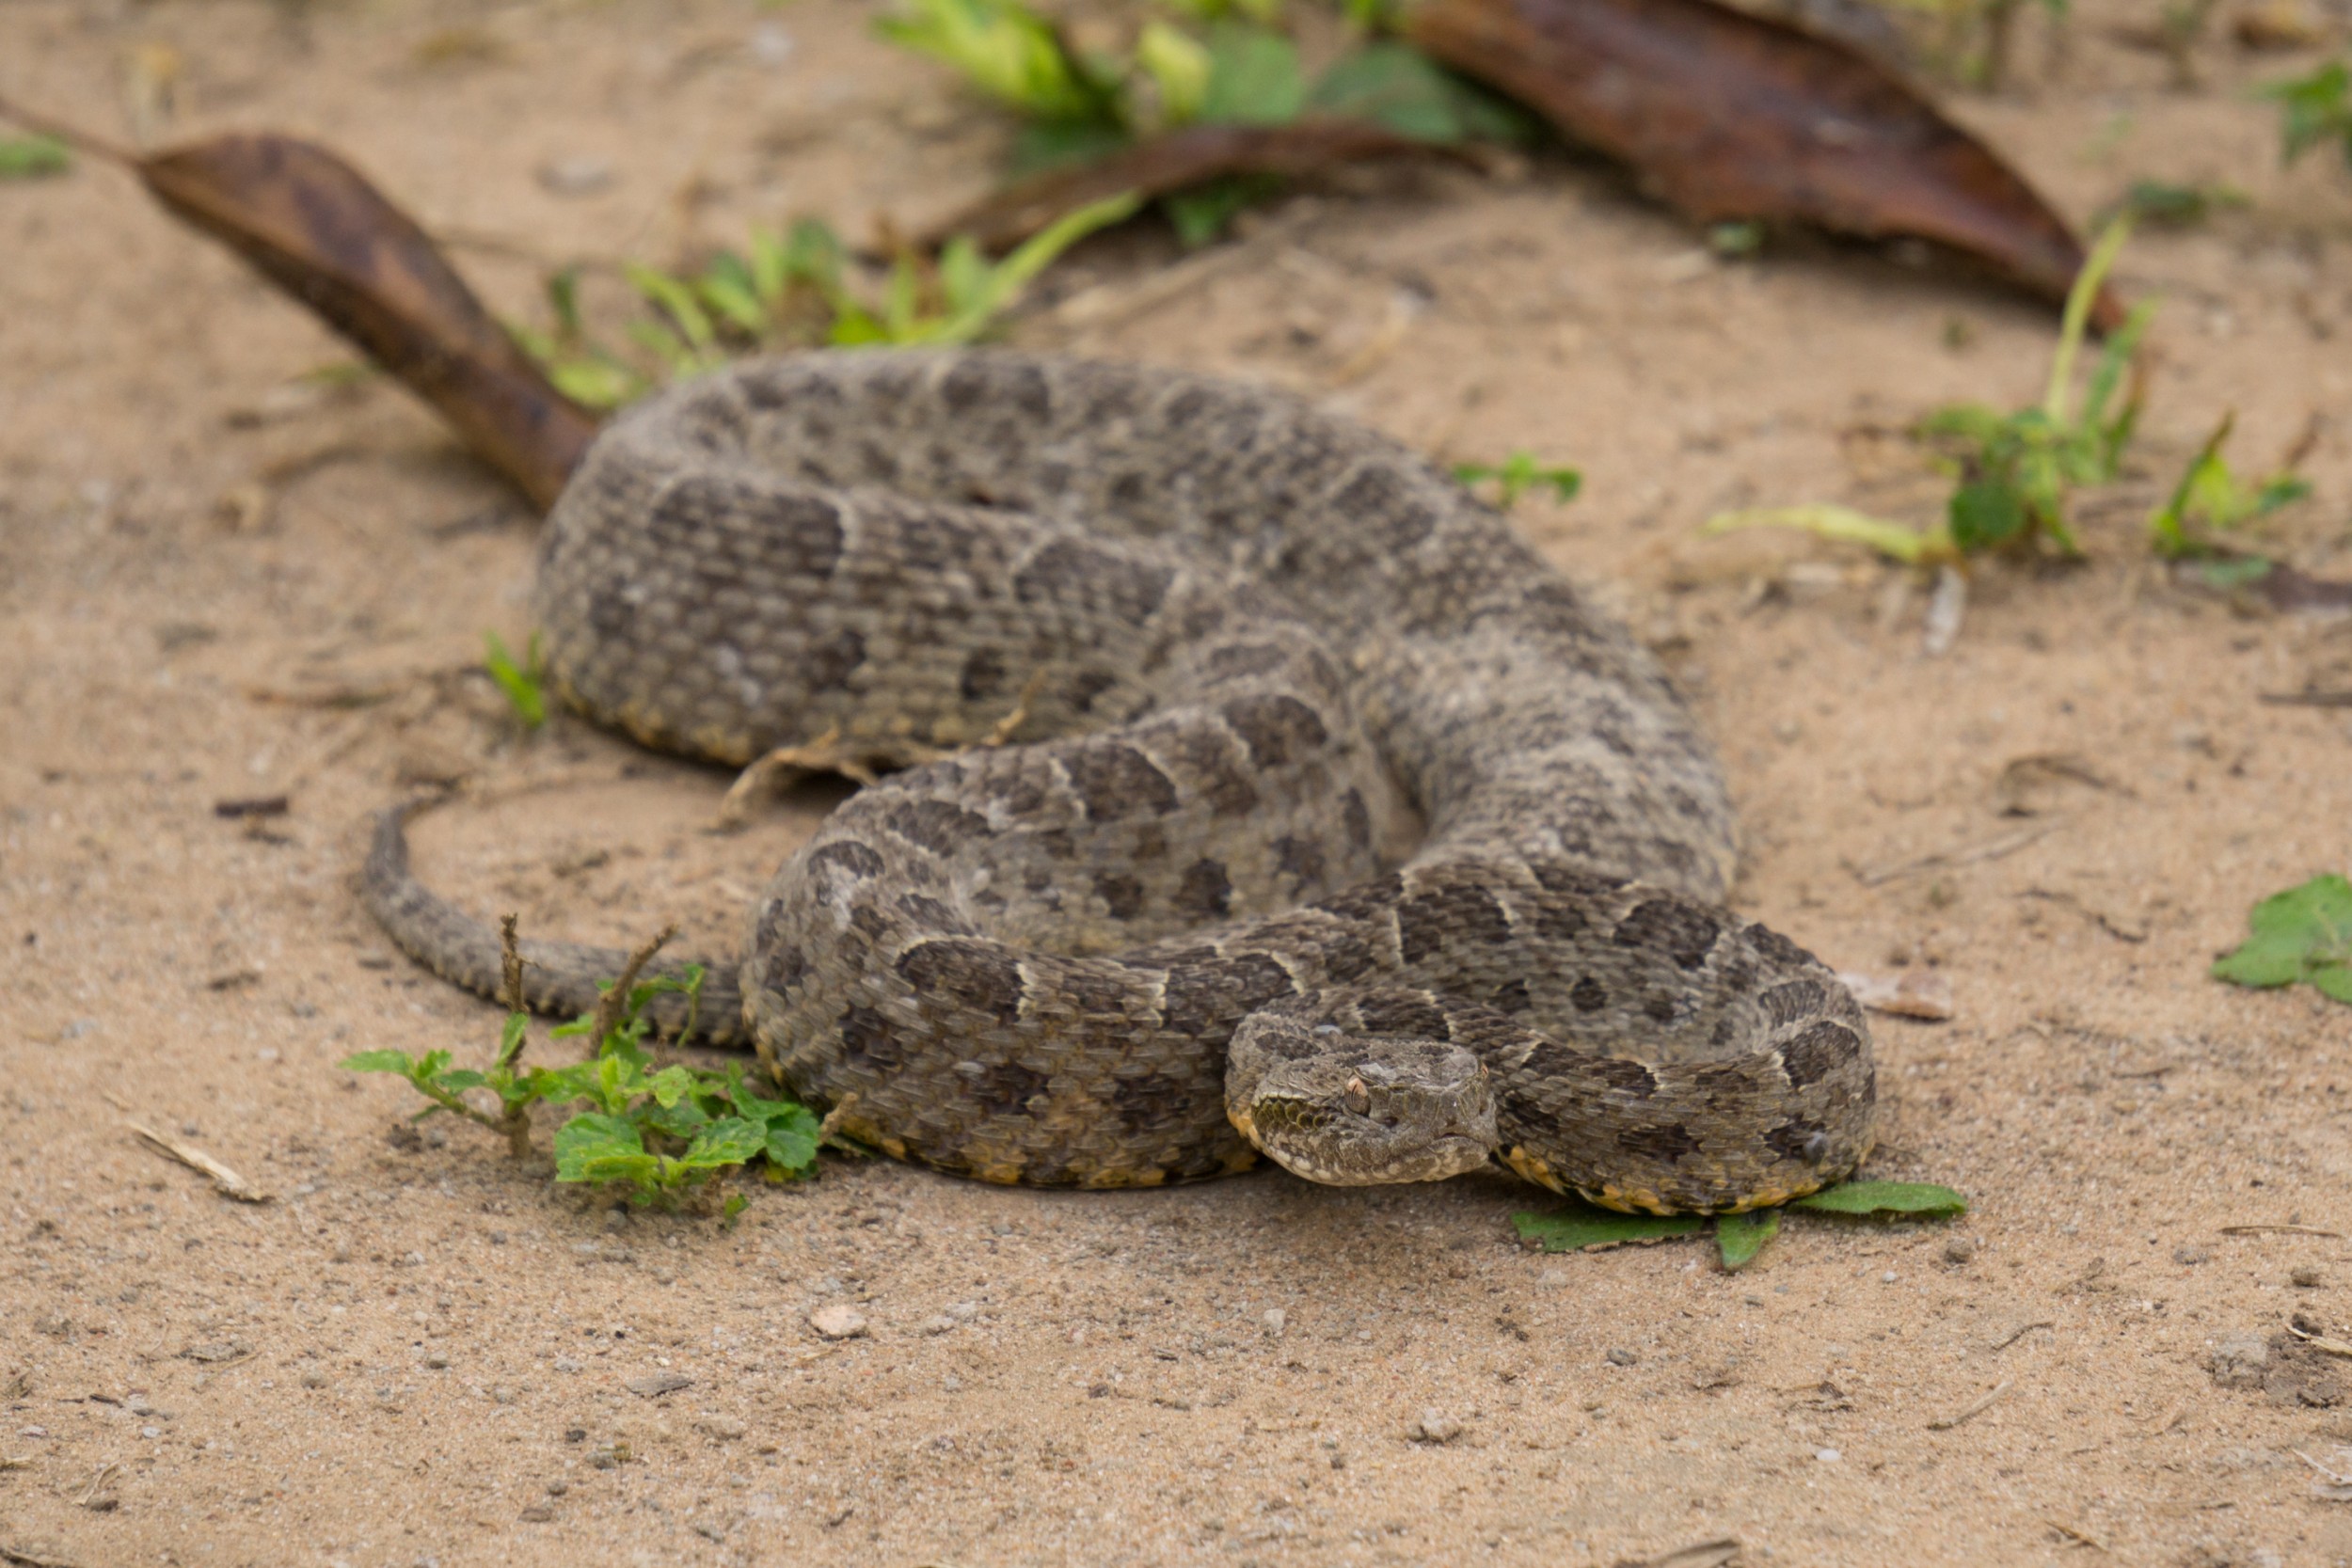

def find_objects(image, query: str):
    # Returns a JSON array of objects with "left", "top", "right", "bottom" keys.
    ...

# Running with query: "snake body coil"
[{"left": 364, "top": 350, "right": 1874, "bottom": 1210}]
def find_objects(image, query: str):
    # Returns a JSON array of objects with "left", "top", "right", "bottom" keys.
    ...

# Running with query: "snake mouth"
[{"left": 1263, "top": 1132, "right": 1495, "bottom": 1187}]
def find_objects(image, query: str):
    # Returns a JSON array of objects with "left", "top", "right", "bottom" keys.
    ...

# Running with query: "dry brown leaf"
[
  {"left": 136, "top": 134, "right": 597, "bottom": 511},
  {"left": 1406, "top": 0, "right": 2124, "bottom": 326}
]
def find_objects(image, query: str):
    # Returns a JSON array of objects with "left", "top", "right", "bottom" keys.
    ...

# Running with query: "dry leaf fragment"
[
  {"left": 1406, "top": 0, "right": 2122, "bottom": 326},
  {"left": 1837, "top": 968, "right": 1954, "bottom": 1021},
  {"left": 136, "top": 134, "right": 596, "bottom": 511},
  {"left": 127, "top": 1120, "right": 271, "bottom": 1203}
]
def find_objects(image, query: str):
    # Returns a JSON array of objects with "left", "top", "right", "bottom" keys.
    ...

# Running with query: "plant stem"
[{"left": 2042, "top": 214, "right": 2133, "bottom": 423}]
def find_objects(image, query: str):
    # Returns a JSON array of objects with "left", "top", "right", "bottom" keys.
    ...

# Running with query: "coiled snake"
[{"left": 363, "top": 350, "right": 1875, "bottom": 1211}]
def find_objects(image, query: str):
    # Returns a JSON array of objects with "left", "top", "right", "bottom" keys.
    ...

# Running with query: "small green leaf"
[
  {"left": 554, "top": 1113, "right": 650, "bottom": 1183},
  {"left": 762, "top": 1103, "right": 824, "bottom": 1175},
  {"left": 341, "top": 1050, "right": 417, "bottom": 1074},
  {"left": 482, "top": 630, "right": 546, "bottom": 729},
  {"left": 436, "top": 1069, "right": 490, "bottom": 1094},
  {"left": 1511, "top": 1201, "right": 1705, "bottom": 1253},
  {"left": 1791, "top": 1180, "right": 1969, "bottom": 1217},
  {"left": 496, "top": 1013, "right": 530, "bottom": 1069},
  {"left": 1199, "top": 24, "right": 1304, "bottom": 126},
  {"left": 680, "top": 1117, "right": 771, "bottom": 1170},
  {"left": 647, "top": 1065, "right": 697, "bottom": 1109},
  {"left": 1716, "top": 1208, "right": 1780, "bottom": 1270},
  {"left": 2214, "top": 875, "right": 2352, "bottom": 1002},
  {"left": 1947, "top": 479, "right": 2026, "bottom": 552},
  {"left": 1136, "top": 20, "right": 1214, "bottom": 124},
  {"left": 723, "top": 1192, "right": 749, "bottom": 1225},
  {"left": 1163, "top": 175, "right": 1280, "bottom": 247},
  {"left": 0, "top": 135, "right": 71, "bottom": 181}
]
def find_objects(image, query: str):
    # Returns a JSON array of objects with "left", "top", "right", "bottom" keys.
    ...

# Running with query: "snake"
[{"left": 362, "top": 349, "right": 1876, "bottom": 1212}]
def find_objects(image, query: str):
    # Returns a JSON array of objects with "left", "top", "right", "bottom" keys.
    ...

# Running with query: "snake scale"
[{"left": 363, "top": 350, "right": 1875, "bottom": 1211}]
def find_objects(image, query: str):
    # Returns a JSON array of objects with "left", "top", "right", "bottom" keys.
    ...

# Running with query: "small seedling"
[
  {"left": 482, "top": 629, "right": 546, "bottom": 730},
  {"left": 2145, "top": 411, "right": 2311, "bottom": 560},
  {"left": 514, "top": 198, "right": 1136, "bottom": 412},
  {"left": 1707, "top": 214, "right": 2152, "bottom": 566},
  {"left": 342, "top": 922, "right": 825, "bottom": 1209},
  {"left": 1513, "top": 1180, "right": 1969, "bottom": 1272},
  {"left": 2213, "top": 874, "right": 2352, "bottom": 1006},
  {"left": 1452, "top": 451, "right": 1582, "bottom": 507},
  {"left": 2263, "top": 58, "right": 2352, "bottom": 169},
  {"left": 0, "top": 134, "right": 70, "bottom": 180}
]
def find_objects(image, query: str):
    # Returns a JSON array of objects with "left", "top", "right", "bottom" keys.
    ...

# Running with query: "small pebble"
[
  {"left": 546, "top": 1481, "right": 568, "bottom": 1497},
  {"left": 299, "top": 1370, "right": 329, "bottom": 1389},
  {"left": 1880, "top": 1270, "right": 1899, "bottom": 1284},
  {"left": 518, "top": 1504, "right": 555, "bottom": 1523},
  {"left": 1605, "top": 1348, "right": 1638, "bottom": 1367},
  {"left": 808, "top": 1304, "right": 868, "bottom": 1340},
  {"left": 695, "top": 1415, "right": 748, "bottom": 1440},
  {"left": 423, "top": 1353, "right": 450, "bottom": 1370},
  {"left": 1943, "top": 1236, "right": 1978, "bottom": 1265},
  {"left": 1262, "top": 1308, "right": 1286, "bottom": 1338},
  {"left": 2294, "top": 1265, "right": 2326, "bottom": 1289},
  {"left": 1407, "top": 1409, "right": 1463, "bottom": 1443},
  {"left": 750, "top": 24, "right": 793, "bottom": 65},
  {"left": 921, "top": 1315, "right": 957, "bottom": 1336},
  {"left": 1816, "top": 1448, "right": 1841, "bottom": 1463},
  {"left": 536, "top": 155, "right": 615, "bottom": 197},
  {"left": 2173, "top": 1243, "right": 2213, "bottom": 1266}
]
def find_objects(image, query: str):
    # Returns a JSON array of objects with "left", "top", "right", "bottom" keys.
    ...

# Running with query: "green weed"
[
  {"left": 1452, "top": 451, "right": 1582, "bottom": 508},
  {"left": 514, "top": 198, "right": 1137, "bottom": 413},
  {"left": 2264, "top": 58, "right": 2352, "bottom": 169},
  {"left": 1514, "top": 1180, "right": 1969, "bottom": 1272},
  {"left": 482, "top": 629, "right": 547, "bottom": 730},
  {"left": 2145, "top": 412, "right": 2310, "bottom": 560},
  {"left": 342, "top": 922, "right": 824, "bottom": 1210},
  {"left": 0, "top": 134, "right": 70, "bottom": 180},
  {"left": 2213, "top": 875, "right": 2352, "bottom": 1006},
  {"left": 1707, "top": 214, "right": 2152, "bottom": 566}
]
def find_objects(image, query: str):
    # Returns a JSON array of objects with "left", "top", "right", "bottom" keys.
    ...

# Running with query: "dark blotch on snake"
[{"left": 1779, "top": 1020, "right": 1862, "bottom": 1090}]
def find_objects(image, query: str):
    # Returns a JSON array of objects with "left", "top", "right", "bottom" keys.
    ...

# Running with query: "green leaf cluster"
[
  {"left": 2264, "top": 59, "right": 2352, "bottom": 169},
  {"left": 2146, "top": 412, "right": 2311, "bottom": 560},
  {"left": 1512, "top": 1180, "right": 1969, "bottom": 1272},
  {"left": 876, "top": 0, "right": 1530, "bottom": 244},
  {"left": 2213, "top": 874, "right": 2352, "bottom": 1006},
  {"left": 512, "top": 199, "right": 1135, "bottom": 412},
  {"left": 0, "top": 134, "right": 71, "bottom": 181},
  {"left": 1452, "top": 451, "right": 1582, "bottom": 508},
  {"left": 342, "top": 961, "right": 824, "bottom": 1207}
]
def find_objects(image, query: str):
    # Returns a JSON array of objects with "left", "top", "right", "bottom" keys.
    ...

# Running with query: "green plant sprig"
[
  {"left": 1453, "top": 451, "right": 1582, "bottom": 508},
  {"left": 2146, "top": 411, "right": 2311, "bottom": 560},
  {"left": 512, "top": 198, "right": 1137, "bottom": 414},
  {"left": 1706, "top": 214, "right": 2153, "bottom": 567},
  {"left": 342, "top": 923, "right": 823, "bottom": 1210}
]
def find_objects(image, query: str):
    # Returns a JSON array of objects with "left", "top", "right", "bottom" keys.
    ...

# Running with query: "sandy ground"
[{"left": 9, "top": 1, "right": 2352, "bottom": 1563}]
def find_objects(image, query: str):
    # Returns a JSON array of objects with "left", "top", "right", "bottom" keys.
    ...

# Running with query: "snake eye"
[
  {"left": 1343, "top": 1076, "right": 1370, "bottom": 1116},
  {"left": 1800, "top": 1131, "right": 1832, "bottom": 1164}
]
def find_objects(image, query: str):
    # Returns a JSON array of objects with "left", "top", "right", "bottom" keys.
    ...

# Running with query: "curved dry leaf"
[
  {"left": 139, "top": 133, "right": 596, "bottom": 510},
  {"left": 1406, "top": 0, "right": 2123, "bottom": 325}
]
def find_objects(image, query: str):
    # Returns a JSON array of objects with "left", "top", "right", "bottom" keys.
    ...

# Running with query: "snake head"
[{"left": 1228, "top": 1015, "right": 1499, "bottom": 1186}]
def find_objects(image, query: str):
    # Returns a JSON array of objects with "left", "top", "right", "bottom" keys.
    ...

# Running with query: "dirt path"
[{"left": 8, "top": 2, "right": 2352, "bottom": 1563}]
